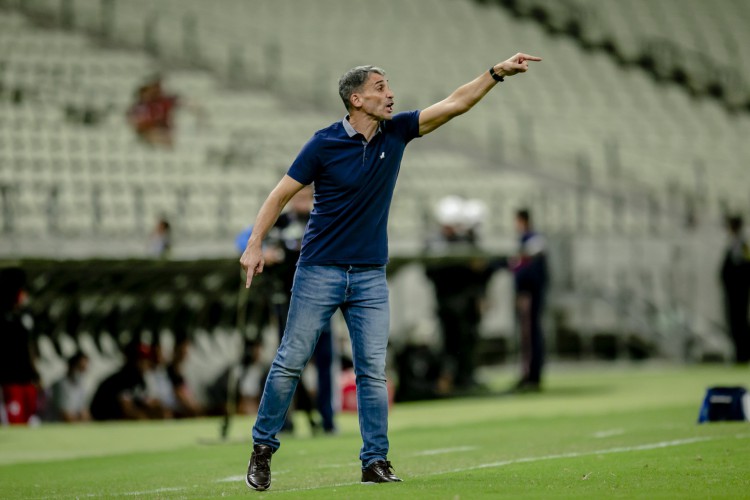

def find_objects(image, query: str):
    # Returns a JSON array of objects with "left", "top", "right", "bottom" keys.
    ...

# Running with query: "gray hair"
[{"left": 338, "top": 65, "right": 386, "bottom": 111}]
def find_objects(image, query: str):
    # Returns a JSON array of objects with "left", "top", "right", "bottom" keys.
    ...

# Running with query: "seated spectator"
[
  {"left": 90, "top": 342, "right": 167, "bottom": 421},
  {"left": 0, "top": 267, "right": 41, "bottom": 426},
  {"left": 167, "top": 338, "right": 202, "bottom": 418},
  {"left": 127, "top": 76, "right": 180, "bottom": 149},
  {"left": 144, "top": 344, "right": 176, "bottom": 419},
  {"left": 206, "top": 339, "right": 262, "bottom": 417},
  {"left": 48, "top": 351, "right": 91, "bottom": 422}
]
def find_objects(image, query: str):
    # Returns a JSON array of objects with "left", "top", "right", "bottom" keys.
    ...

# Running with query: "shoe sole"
[
  {"left": 245, "top": 476, "right": 271, "bottom": 491},
  {"left": 245, "top": 457, "right": 270, "bottom": 492},
  {"left": 245, "top": 475, "right": 270, "bottom": 491}
]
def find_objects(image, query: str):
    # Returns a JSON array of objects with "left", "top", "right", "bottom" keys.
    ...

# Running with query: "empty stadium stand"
[
  {"left": 499, "top": 0, "right": 750, "bottom": 109},
  {"left": 3, "top": 2, "right": 748, "bottom": 249},
  {"left": 1, "top": 0, "right": 746, "bottom": 398}
]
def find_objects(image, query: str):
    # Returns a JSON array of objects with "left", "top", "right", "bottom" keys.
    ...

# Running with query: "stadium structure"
[{"left": 0, "top": 0, "right": 749, "bottom": 402}]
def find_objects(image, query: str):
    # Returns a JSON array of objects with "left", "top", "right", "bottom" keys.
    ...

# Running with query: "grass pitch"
[{"left": 1, "top": 363, "right": 748, "bottom": 499}]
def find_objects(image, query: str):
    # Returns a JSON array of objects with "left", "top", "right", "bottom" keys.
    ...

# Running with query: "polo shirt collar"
[{"left": 342, "top": 115, "right": 384, "bottom": 139}]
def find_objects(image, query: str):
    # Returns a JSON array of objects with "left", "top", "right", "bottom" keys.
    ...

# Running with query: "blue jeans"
[
  {"left": 274, "top": 300, "right": 335, "bottom": 432},
  {"left": 252, "top": 265, "right": 390, "bottom": 467}
]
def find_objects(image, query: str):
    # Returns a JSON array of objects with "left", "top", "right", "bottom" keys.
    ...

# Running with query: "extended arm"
[
  {"left": 239, "top": 174, "right": 306, "bottom": 288},
  {"left": 418, "top": 53, "right": 541, "bottom": 136}
]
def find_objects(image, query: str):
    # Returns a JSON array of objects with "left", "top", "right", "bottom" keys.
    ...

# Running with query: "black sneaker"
[
  {"left": 361, "top": 460, "right": 403, "bottom": 483},
  {"left": 246, "top": 444, "right": 273, "bottom": 491}
]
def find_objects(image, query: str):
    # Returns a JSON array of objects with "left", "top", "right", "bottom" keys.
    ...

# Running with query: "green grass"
[{"left": 1, "top": 363, "right": 748, "bottom": 499}]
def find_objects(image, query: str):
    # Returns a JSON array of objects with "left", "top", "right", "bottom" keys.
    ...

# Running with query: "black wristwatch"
[{"left": 489, "top": 66, "right": 504, "bottom": 82}]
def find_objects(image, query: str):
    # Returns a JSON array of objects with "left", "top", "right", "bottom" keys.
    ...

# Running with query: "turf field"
[{"left": 1, "top": 363, "right": 748, "bottom": 499}]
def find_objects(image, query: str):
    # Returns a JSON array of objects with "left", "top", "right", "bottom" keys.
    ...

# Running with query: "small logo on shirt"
[{"left": 379, "top": 152, "right": 385, "bottom": 159}]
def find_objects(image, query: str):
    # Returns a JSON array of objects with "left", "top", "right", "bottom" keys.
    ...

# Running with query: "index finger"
[{"left": 518, "top": 53, "right": 542, "bottom": 62}]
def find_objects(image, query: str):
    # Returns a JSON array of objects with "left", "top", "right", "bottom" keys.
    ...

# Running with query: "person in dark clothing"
[
  {"left": 90, "top": 343, "right": 162, "bottom": 420},
  {"left": 234, "top": 187, "right": 336, "bottom": 433},
  {"left": 0, "top": 267, "right": 40, "bottom": 425},
  {"left": 720, "top": 215, "right": 750, "bottom": 364},
  {"left": 511, "top": 209, "right": 548, "bottom": 391},
  {"left": 425, "top": 196, "right": 494, "bottom": 393},
  {"left": 150, "top": 217, "right": 172, "bottom": 259},
  {"left": 263, "top": 187, "right": 336, "bottom": 434},
  {"left": 167, "top": 338, "right": 202, "bottom": 417},
  {"left": 49, "top": 351, "right": 90, "bottom": 422},
  {"left": 127, "top": 77, "right": 180, "bottom": 149},
  {"left": 240, "top": 54, "right": 542, "bottom": 489}
]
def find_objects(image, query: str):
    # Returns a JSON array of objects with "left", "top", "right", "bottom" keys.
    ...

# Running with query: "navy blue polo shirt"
[{"left": 287, "top": 110, "right": 421, "bottom": 266}]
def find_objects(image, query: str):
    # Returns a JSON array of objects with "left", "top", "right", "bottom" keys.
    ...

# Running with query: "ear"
[{"left": 349, "top": 92, "right": 362, "bottom": 110}]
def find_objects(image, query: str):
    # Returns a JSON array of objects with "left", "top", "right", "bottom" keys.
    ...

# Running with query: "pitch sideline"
[
  {"left": 31, "top": 434, "right": 743, "bottom": 498},
  {"left": 217, "top": 434, "right": 747, "bottom": 494}
]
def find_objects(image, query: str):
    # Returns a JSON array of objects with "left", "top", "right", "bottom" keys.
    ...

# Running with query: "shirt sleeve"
[
  {"left": 287, "top": 135, "right": 322, "bottom": 185},
  {"left": 392, "top": 110, "right": 421, "bottom": 144},
  {"left": 524, "top": 234, "right": 546, "bottom": 256}
]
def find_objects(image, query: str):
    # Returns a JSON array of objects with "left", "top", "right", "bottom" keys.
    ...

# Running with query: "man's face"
[{"left": 352, "top": 73, "right": 394, "bottom": 120}]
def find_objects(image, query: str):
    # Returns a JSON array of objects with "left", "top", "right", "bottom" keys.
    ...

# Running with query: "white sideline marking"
[
  {"left": 216, "top": 469, "right": 289, "bottom": 483},
  {"left": 217, "top": 475, "right": 245, "bottom": 483},
  {"left": 214, "top": 435, "right": 743, "bottom": 494},
  {"left": 123, "top": 486, "right": 186, "bottom": 496},
  {"left": 413, "top": 446, "right": 477, "bottom": 456},
  {"left": 20, "top": 434, "right": 728, "bottom": 500},
  {"left": 429, "top": 437, "right": 714, "bottom": 476},
  {"left": 592, "top": 429, "right": 625, "bottom": 439},
  {"left": 276, "top": 481, "right": 361, "bottom": 493}
]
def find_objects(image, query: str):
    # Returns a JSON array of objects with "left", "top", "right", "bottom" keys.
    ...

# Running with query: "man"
[
  {"left": 0, "top": 267, "right": 40, "bottom": 425},
  {"left": 150, "top": 217, "right": 172, "bottom": 259},
  {"left": 49, "top": 351, "right": 91, "bottom": 422},
  {"left": 89, "top": 342, "right": 165, "bottom": 421},
  {"left": 510, "top": 209, "right": 548, "bottom": 392},
  {"left": 127, "top": 77, "right": 180, "bottom": 149},
  {"left": 236, "top": 188, "right": 336, "bottom": 433},
  {"left": 720, "top": 215, "right": 750, "bottom": 364},
  {"left": 167, "top": 338, "right": 202, "bottom": 417},
  {"left": 240, "top": 53, "right": 541, "bottom": 490},
  {"left": 264, "top": 187, "right": 336, "bottom": 434},
  {"left": 425, "top": 196, "right": 494, "bottom": 394}
]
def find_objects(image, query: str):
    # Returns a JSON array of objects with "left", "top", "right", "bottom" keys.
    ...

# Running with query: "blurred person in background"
[
  {"left": 235, "top": 187, "right": 337, "bottom": 435},
  {"left": 0, "top": 267, "right": 41, "bottom": 426},
  {"left": 149, "top": 216, "right": 172, "bottom": 259},
  {"left": 167, "top": 338, "right": 202, "bottom": 417},
  {"left": 263, "top": 187, "right": 337, "bottom": 435},
  {"left": 127, "top": 75, "right": 205, "bottom": 149},
  {"left": 424, "top": 196, "right": 494, "bottom": 394},
  {"left": 127, "top": 76, "right": 180, "bottom": 149},
  {"left": 144, "top": 344, "right": 176, "bottom": 419},
  {"left": 49, "top": 351, "right": 91, "bottom": 423},
  {"left": 90, "top": 342, "right": 167, "bottom": 420},
  {"left": 510, "top": 209, "right": 548, "bottom": 392},
  {"left": 206, "top": 338, "right": 263, "bottom": 418},
  {"left": 720, "top": 215, "right": 750, "bottom": 364},
  {"left": 240, "top": 53, "right": 541, "bottom": 489}
]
